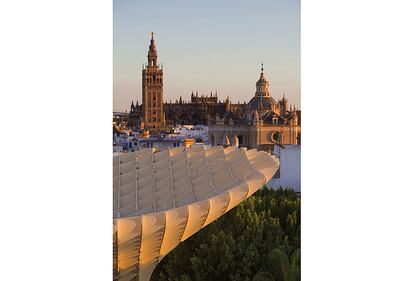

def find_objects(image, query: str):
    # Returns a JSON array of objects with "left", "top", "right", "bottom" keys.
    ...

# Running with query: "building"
[
  {"left": 113, "top": 123, "right": 209, "bottom": 152},
  {"left": 142, "top": 32, "right": 164, "bottom": 129},
  {"left": 208, "top": 65, "right": 300, "bottom": 151},
  {"left": 128, "top": 35, "right": 300, "bottom": 150},
  {"left": 173, "top": 125, "right": 209, "bottom": 143},
  {"left": 131, "top": 132, "right": 187, "bottom": 150},
  {"left": 267, "top": 144, "right": 301, "bottom": 192}
]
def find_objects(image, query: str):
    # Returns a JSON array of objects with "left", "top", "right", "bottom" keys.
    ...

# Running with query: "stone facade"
[{"left": 208, "top": 116, "right": 300, "bottom": 152}]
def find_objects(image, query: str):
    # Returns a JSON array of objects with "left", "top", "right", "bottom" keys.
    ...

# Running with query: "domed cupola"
[
  {"left": 248, "top": 63, "right": 277, "bottom": 112},
  {"left": 255, "top": 63, "right": 269, "bottom": 96}
]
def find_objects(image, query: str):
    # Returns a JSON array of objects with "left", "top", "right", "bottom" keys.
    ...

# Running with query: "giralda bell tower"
[{"left": 142, "top": 32, "right": 164, "bottom": 129}]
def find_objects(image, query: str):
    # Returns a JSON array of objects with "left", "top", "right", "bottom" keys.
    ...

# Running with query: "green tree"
[
  {"left": 151, "top": 186, "right": 300, "bottom": 281},
  {"left": 252, "top": 271, "right": 274, "bottom": 281}
]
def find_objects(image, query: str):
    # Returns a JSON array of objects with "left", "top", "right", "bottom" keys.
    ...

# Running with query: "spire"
[
  {"left": 259, "top": 62, "right": 266, "bottom": 80},
  {"left": 147, "top": 32, "right": 158, "bottom": 66},
  {"left": 226, "top": 95, "right": 230, "bottom": 111}
]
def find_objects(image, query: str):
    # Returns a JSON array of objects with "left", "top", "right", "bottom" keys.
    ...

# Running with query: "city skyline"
[{"left": 114, "top": 0, "right": 300, "bottom": 112}]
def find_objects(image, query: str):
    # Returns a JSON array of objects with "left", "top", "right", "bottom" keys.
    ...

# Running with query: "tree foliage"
[{"left": 151, "top": 186, "right": 300, "bottom": 281}]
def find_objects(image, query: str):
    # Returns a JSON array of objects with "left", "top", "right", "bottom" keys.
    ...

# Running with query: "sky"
[{"left": 113, "top": 0, "right": 300, "bottom": 112}]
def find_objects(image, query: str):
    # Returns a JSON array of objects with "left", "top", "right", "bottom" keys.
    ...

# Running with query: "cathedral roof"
[
  {"left": 221, "top": 111, "right": 244, "bottom": 124},
  {"left": 248, "top": 95, "right": 278, "bottom": 110},
  {"left": 259, "top": 109, "right": 301, "bottom": 126},
  {"left": 262, "top": 111, "right": 283, "bottom": 125}
]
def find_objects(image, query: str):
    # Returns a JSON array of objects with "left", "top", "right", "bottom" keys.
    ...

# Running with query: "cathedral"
[
  {"left": 208, "top": 64, "right": 300, "bottom": 151},
  {"left": 128, "top": 35, "right": 301, "bottom": 149}
]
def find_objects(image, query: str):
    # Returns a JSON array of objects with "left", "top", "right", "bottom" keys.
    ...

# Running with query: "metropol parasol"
[{"left": 113, "top": 144, "right": 279, "bottom": 281}]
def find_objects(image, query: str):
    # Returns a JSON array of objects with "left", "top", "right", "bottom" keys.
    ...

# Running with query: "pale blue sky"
[{"left": 113, "top": 0, "right": 300, "bottom": 112}]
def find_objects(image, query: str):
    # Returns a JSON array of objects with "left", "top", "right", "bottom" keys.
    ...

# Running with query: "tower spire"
[{"left": 147, "top": 32, "right": 158, "bottom": 66}]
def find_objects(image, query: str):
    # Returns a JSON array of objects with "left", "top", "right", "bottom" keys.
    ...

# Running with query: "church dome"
[
  {"left": 248, "top": 63, "right": 277, "bottom": 110},
  {"left": 248, "top": 95, "right": 278, "bottom": 110}
]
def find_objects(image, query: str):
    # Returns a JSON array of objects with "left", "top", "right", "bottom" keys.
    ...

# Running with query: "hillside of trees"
[{"left": 151, "top": 186, "right": 301, "bottom": 281}]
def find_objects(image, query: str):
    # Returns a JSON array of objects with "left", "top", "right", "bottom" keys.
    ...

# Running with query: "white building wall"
[{"left": 267, "top": 145, "right": 301, "bottom": 192}]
